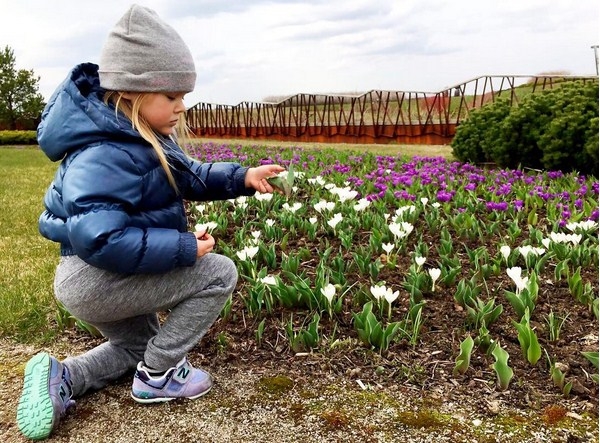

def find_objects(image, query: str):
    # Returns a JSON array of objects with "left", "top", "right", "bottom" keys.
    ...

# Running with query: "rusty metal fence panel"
[{"left": 186, "top": 75, "right": 598, "bottom": 145}]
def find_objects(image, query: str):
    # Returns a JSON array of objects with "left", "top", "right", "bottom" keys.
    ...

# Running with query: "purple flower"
[
  {"left": 486, "top": 201, "right": 508, "bottom": 211},
  {"left": 548, "top": 171, "right": 564, "bottom": 179},
  {"left": 436, "top": 190, "right": 453, "bottom": 203},
  {"left": 495, "top": 183, "right": 512, "bottom": 196}
]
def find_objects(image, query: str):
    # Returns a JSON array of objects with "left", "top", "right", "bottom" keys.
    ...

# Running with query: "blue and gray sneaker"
[
  {"left": 131, "top": 357, "right": 213, "bottom": 404},
  {"left": 16, "top": 352, "right": 75, "bottom": 440}
]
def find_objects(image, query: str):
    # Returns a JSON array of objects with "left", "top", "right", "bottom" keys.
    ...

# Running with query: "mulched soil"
[{"left": 191, "top": 221, "right": 599, "bottom": 420}]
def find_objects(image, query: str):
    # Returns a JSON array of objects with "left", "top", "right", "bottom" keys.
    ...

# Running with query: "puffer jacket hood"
[{"left": 38, "top": 63, "right": 139, "bottom": 162}]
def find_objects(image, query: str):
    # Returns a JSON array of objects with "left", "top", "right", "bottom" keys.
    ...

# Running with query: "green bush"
[
  {"left": 0, "top": 130, "right": 37, "bottom": 145},
  {"left": 536, "top": 82, "right": 599, "bottom": 175},
  {"left": 450, "top": 99, "right": 512, "bottom": 164},
  {"left": 452, "top": 81, "right": 599, "bottom": 175}
]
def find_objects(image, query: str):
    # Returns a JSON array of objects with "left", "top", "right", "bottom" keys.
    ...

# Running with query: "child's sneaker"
[
  {"left": 16, "top": 352, "right": 75, "bottom": 440},
  {"left": 131, "top": 357, "right": 213, "bottom": 403}
]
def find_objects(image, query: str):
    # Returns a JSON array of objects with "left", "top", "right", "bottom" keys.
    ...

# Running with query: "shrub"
[
  {"left": 0, "top": 130, "right": 37, "bottom": 145},
  {"left": 452, "top": 80, "right": 599, "bottom": 175},
  {"left": 536, "top": 82, "right": 599, "bottom": 175},
  {"left": 451, "top": 99, "right": 511, "bottom": 164}
]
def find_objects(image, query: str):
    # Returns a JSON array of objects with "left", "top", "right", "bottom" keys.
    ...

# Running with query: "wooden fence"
[{"left": 186, "top": 75, "right": 597, "bottom": 145}]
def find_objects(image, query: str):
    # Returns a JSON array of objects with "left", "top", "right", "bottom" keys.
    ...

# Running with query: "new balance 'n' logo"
[{"left": 177, "top": 367, "right": 189, "bottom": 379}]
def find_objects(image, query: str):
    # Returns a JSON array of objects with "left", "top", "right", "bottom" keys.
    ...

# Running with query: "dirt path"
[{"left": 0, "top": 338, "right": 597, "bottom": 443}]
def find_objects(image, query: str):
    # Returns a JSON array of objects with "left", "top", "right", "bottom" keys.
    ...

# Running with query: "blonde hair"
[{"left": 104, "top": 91, "right": 191, "bottom": 192}]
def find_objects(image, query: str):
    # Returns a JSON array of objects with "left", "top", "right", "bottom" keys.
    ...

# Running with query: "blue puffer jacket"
[{"left": 38, "top": 63, "right": 253, "bottom": 274}]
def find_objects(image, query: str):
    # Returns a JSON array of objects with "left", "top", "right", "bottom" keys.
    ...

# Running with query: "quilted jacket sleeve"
[
  {"left": 178, "top": 155, "right": 256, "bottom": 202},
  {"left": 62, "top": 145, "right": 196, "bottom": 274}
]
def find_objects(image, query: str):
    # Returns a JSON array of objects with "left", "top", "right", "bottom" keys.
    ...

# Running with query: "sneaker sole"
[
  {"left": 131, "top": 384, "right": 213, "bottom": 404},
  {"left": 16, "top": 353, "right": 55, "bottom": 440}
]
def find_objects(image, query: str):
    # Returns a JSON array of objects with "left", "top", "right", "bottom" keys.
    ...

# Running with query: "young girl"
[{"left": 16, "top": 5, "right": 284, "bottom": 440}]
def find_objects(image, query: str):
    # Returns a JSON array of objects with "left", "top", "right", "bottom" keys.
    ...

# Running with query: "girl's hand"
[
  {"left": 245, "top": 165, "right": 286, "bottom": 194},
  {"left": 194, "top": 230, "right": 215, "bottom": 258}
]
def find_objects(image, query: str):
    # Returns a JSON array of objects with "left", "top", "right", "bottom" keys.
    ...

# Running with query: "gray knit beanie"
[{"left": 98, "top": 4, "right": 196, "bottom": 92}]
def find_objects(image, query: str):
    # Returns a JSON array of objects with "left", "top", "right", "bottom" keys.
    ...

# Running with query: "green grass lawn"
[{"left": 0, "top": 147, "right": 59, "bottom": 341}]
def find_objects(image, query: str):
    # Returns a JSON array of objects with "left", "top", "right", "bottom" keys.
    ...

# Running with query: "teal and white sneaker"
[
  {"left": 131, "top": 357, "right": 213, "bottom": 404},
  {"left": 16, "top": 353, "right": 75, "bottom": 440}
]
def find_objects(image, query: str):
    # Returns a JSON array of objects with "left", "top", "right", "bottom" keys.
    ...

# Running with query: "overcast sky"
[{"left": 0, "top": 0, "right": 598, "bottom": 107}]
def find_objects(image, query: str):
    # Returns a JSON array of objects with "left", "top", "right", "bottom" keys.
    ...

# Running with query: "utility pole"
[{"left": 592, "top": 45, "right": 599, "bottom": 76}]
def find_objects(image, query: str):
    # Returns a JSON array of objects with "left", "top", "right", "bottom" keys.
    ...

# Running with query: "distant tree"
[{"left": 0, "top": 46, "right": 45, "bottom": 129}]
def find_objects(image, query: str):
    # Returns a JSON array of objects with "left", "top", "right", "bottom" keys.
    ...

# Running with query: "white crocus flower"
[
  {"left": 255, "top": 192, "right": 273, "bottom": 202},
  {"left": 542, "top": 238, "right": 552, "bottom": 249},
  {"left": 246, "top": 245, "right": 259, "bottom": 259},
  {"left": 432, "top": 202, "right": 441, "bottom": 208},
  {"left": 195, "top": 204, "right": 206, "bottom": 213},
  {"left": 566, "top": 220, "right": 598, "bottom": 232},
  {"left": 395, "top": 205, "right": 416, "bottom": 218},
  {"left": 251, "top": 230, "right": 262, "bottom": 242},
  {"left": 388, "top": 221, "right": 414, "bottom": 240},
  {"left": 428, "top": 268, "right": 441, "bottom": 292},
  {"left": 384, "top": 287, "right": 399, "bottom": 304},
  {"left": 194, "top": 221, "right": 218, "bottom": 233},
  {"left": 283, "top": 202, "right": 303, "bottom": 213},
  {"left": 309, "top": 217, "right": 318, "bottom": 225},
  {"left": 266, "top": 219, "right": 275, "bottom": 227},
  {"left": 400, "top": 222, "right": 414, "bottom": 235},
  {"left": 507, "top": 266, "right": 528, "bottom": 293},
  {"left": 569, "top": 234, "right": 582, "bottom": 245},
  {"left": 382, "top": 243, "right": 394, "bottom": 254},
  {"left": 415, "top": 256, "right": 426, "bottom": 267},
  {"left": 500, "top": 245, "right": 511, "bottom": 261},
  {"left": 518, "top": 245, "right": 545, "bottom": 259},
  {"left": 330, "top": 186, "right": 358, "bottom": 202},
  {"left": 549, "top": 232, "right": 582, "bottom": 245},
  {"left": 420, "top": 197, "right": 429, "bottom": 206},
  {"left": 327, "top": 213, "right": 343, "bottom": 229},
  {"left": 388, "top": 222, "right": 407, "bottom": 240},
  {"left": 370, "top": 285, "right": 387, "bottom": 301},
  {"left": 321, "top": 283, "right": 336, "bottom": 305},
  {"left": 314, "top": 200, "right": 335, "bottom": 213},
  {"left": 237, "top": 245, "right": 259, "bottom": 261},
  {"left": 308, "top": 176, "right": 327, "bottom": 186},
  {"left": 353, "top": 198, "right": 371, "bottom": 212},
  {"left": 260, "top": 275, "right": 277, "bottom": 286}
]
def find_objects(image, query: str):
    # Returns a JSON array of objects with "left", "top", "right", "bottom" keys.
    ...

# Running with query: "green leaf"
[
  {"left": 453, "top": 335, "right": 475, "bottom": 375},
  {"left": 492, "top": 343, "right": 513, "bottom": 391},
  {"left": 505, "top": 290, "right": 526, "bottom": 319},
  {"left": 581, "top": 351, "right": 599, "bottom": 369},
  {"left": 267, "top": 164, "right": 294, "bottom": 198},
  {"left": 526, "top": 329, "right": 542, "bottom": 365}
]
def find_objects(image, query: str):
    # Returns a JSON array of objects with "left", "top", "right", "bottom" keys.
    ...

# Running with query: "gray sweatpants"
[{"left": 54, "top": 253, "right": 237, "bottom": 398}]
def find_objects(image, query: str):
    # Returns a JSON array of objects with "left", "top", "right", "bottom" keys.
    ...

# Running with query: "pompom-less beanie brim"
[
  {"left": 99, "top": 4, "right": 196, "bottom": 93},
  {"left": 98, "top": 71, "right": 197, "bottom": 93}
]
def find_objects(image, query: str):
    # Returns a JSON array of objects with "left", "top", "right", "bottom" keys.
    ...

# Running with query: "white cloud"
[{"left": 0, "top": 0, "right": 597, "bottom": 107}]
